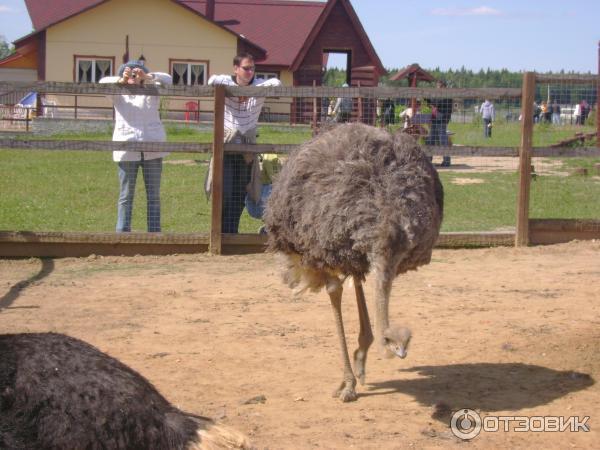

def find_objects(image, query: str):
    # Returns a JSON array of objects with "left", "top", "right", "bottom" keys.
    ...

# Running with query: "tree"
[{"left": 0, "top": 35, "right": 15, "bottom": 60}]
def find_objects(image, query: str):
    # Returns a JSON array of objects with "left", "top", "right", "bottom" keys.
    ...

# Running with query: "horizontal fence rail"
[
  {"left": 0, "top": 81, "right": 523, "bottom": 100},
  {"left": 2, "top": 139, "right": 599, "bottom": 158},
  {"left": 0, "top": 139, "right": 213, "bottom": 152}
]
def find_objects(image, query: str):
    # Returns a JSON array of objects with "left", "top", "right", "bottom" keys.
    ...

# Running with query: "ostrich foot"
[
  {"left": 353, "top": 348, "right": 368, "bottom": 385},
  {"left": 332, "top": 379, "right": 357, "bottom": 402}
]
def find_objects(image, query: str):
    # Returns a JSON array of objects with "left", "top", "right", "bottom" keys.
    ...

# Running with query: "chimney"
[{"left": 206, "top": 0, "right": 215, "bottom": 21}]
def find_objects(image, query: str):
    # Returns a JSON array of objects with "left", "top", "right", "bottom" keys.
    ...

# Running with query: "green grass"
[
  {"left": 1, "top": 123, "right": 598, "bottom": 234},
  {"left": 530, "top": 158, "right": 600, "bottom": 219},
  {"left": 438, "top": 171, "right": 519, "bottom": 231},
  {"left": 448, "top": 121, "right": 595, "bottom": 147}
]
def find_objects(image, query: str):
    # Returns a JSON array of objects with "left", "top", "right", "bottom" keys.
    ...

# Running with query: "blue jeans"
[
  {"left": 222, "top": 154, "right": 252, "bottom": 233},
  {"left": 426, "top": 119, "right": 451, "bottom": 165},
  {"left": 117, "top": 158, "right": 163, "bottom": 232},
  {"left": 245, "top": 184, "right": 272, "bottom": 219}
]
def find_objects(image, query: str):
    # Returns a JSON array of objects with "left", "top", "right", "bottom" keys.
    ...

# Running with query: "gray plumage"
[{"left": 265, "top": 122, "right": 443, "bottom": 401}]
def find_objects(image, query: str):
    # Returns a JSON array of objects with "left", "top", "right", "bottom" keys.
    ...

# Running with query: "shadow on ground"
[
  {"left": 365, "top": 363, "right": 594, "bottom": 422},
  {"left": 0, "top": 259, "right": 54, "bottom": 311}
]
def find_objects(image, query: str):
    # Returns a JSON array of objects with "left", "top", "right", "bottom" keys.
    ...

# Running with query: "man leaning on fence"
[
  {"left": 204, "top": 53, "right": 282, "bottom": 234},
  {"left": 100, "top": 60, "right": 172, "bottom": 233}
]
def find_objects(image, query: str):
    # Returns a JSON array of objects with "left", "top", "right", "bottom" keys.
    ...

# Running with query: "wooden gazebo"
[{"left": 389, "top": 64, "right": 436, "bottom": 112}]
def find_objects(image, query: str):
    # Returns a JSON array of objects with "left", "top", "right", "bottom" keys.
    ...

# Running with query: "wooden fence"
[{"left": 0, "top": 73, "right": 598, "bottom": 257}]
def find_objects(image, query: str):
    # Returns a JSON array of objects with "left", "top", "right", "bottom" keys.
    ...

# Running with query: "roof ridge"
[{"left": 213, "top": 0, "right": 325, "bottom": 5}]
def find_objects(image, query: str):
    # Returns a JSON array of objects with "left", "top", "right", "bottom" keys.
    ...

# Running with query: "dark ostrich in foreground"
[
  {"left": 265, "top": 123, "right": 444, "bottom": 402},
  {"left": 0, "top": 333, "right": 250, "bottom": 449}
]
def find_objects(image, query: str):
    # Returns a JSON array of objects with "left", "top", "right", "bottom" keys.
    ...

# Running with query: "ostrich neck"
[{"left": 373, "top": 265, "right": 392, "bottom": 335}]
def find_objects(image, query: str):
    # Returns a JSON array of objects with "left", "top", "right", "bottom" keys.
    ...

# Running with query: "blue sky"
[{"left": 1, "top": 0, "right": 598, "bottom": 73}]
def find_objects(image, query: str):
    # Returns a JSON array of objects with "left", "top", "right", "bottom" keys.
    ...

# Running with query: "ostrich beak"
[{"left": 395, "top": 347, "right": 408, "bottom": 359}]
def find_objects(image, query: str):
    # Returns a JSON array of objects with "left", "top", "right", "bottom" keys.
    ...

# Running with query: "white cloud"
[
  {"left": 0, "top": 5, "right": 15, "bottom": 13},
  {"left": 431, "top": 6, "right": 503, "bottom": 16}
]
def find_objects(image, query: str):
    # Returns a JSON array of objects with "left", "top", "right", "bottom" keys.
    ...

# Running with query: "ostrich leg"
[
  {"left": 352, "top": 276, "right": 373, "bottom": 385},
  {"left": 326, "top": 277, "right": 357, "bottom": 402}
]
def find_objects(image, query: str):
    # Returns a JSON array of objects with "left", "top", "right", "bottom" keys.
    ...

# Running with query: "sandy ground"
[{"left": 0, "top": 241, "right": 598, "bottom": 449}]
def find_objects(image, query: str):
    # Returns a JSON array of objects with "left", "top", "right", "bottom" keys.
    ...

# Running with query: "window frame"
[
  {"left": 255, "top": 71, "right": 280, "bottom": 82},
  {"left": 169, "top": 59, "right": 209, "bottom": 86},
  {"left": 73, "top": 55, "right": 115, "bottom": 83}
]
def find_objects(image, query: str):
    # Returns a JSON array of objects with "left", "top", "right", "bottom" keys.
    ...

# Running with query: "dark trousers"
[
  {"left": 222, "top": 154, "right": 252, "bottom": 233},
  {"left": 483, "top": 118, "right": 492, "bottom": 138}
]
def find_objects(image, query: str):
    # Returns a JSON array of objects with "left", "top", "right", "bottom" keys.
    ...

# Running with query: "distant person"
[
  {"left": 400, "top": 101, "right": 420, "bottom": 129},
  {"left": 204, "top": 53, "right": 282, "bottom": 234},
  {"left": 100, "top": 60, "right": 172, "bottom": 233},
  {"left": 331, "top": 83, "right": 353, "bottom": 123},
  {"left": 426, "top": 80, "right": 453, "bottom": 166},
  {"left": 479, "top": 99, "right": 495, "bottom": 138},
  {"left": 540, "top": 101, "right": 551, "bottom": 123},
  {"left": 573, "top": 102, "right": 582, "bottom": 125},
  {"left": 381, "top": 98, "right": 396, "bottom": 126},
  {"left": 580, "top": 100, "right": 590, "bottom": 125},
  {"left": 533, "top": 101, "right": 541, "bottom": 123},
  {"left": 551, "top": 100, "right": 561, "bottom": 125}
]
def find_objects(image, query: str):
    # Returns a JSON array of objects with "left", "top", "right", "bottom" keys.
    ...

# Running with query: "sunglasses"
[{"left": 240, "top": 66, "right": 255, "bottom": 72}]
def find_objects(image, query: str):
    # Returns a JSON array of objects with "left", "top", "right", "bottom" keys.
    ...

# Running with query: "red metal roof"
[
  {"left": 390, "top": 64, "right": 436, "bottom": 82},
  {"left": 21, "top": 0, "right": 268, "bottom": 55},
  {"left": 184, "top": 1, "right": 326, "bottom": 67},
  {"left": 22, "top": 0, "right": 364, "bottom": 68},
  {"left": 24, "top": 0, "right": 106, "bottom": 31}
]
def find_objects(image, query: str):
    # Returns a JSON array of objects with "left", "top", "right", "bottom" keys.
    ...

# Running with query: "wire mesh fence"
[
  {"left": 529, "top": 75, "right": 599, "bottom": 236},
  {"left": 0, "top": 75, "right": 598, "bottom": 254}
]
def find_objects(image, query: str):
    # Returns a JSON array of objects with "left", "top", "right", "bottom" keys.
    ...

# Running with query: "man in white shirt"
[
  {"left": 100, "top": 60, "right": 172, "bottom": 232},
  {"left": 206, "top": 53, "right": 282, "bottom": 234}
]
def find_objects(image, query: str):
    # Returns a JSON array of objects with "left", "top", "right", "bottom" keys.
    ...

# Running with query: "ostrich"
[
  {"left": 264, "top": 123, "right": 443, "bottom": 402},
  {"left": 0, "top": 333, "right": 251, "bottom": 449}
]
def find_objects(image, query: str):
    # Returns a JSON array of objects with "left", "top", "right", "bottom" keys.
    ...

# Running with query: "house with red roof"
[{"left": 0, "top": 0, "right": 385, "bottom": 119}]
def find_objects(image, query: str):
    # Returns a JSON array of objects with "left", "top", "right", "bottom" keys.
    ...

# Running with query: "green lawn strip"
[{"left": 1, "top": 123, "right": 597, "bottom": 233}]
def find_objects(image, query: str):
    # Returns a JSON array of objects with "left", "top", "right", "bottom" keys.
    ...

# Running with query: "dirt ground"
[{"left": 1, "top": 241, "right": 598, "bottom": 449}]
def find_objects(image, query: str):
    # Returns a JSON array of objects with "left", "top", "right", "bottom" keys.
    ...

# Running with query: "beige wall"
[
  {"left": 45, "top": 0, "right": 237, "bottom": 82},
  {"left": 263, "top": 69, "right": 293, "bottom": 116},
  {"left": 0, "top": 68, "right": 37, "bottom": 82},
  {"left": 44, "top": 0, "right": 293, "bottom": 119}
]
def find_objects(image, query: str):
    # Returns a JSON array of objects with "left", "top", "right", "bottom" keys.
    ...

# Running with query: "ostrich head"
[{"left": 383, "top": 327, "right": 412, "bottom": 359}]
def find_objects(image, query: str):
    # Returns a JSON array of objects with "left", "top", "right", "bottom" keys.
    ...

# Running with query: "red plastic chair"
[{"left": 184, "top": 101, "right": 199, "bottom": 122}]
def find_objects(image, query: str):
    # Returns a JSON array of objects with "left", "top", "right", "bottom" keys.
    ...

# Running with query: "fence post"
[
  {"left": 312, "top": 80, "right": 317, "bottom": 135},
  {"left": 209, "top": 85, "right": 225, "bottom": 255},
  {"left": 357, "top": 81, "right": 362, "bottom": 123},
  {"left": 74, "top": 95, "right": 78, "bottom": 119},
  {"left": 515, "top": 72, "right": 536, "bottom": 247}
]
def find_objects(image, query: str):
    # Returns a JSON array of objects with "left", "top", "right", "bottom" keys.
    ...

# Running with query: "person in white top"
[
  {"left": 573, "top": 103, "right": 582, "bottom": 125},
  {"left": 479, "top": 99, "right": 495, "bottom": 138},
  {"left": 100, "top": 60, "right": 172, "bottom": 232},
  {"left": 205, "top": 53, "right": 282, "bottom": 233}
]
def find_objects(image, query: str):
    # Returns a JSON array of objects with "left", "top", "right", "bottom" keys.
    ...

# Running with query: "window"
[
  {"left": 255, "top": 71, "right": 279, "bottom": 82},
  {"left": 75, "top": 57, "right": 113, "bottom": 83},
  {"left": 171, "top": 61, "right": 207, "bottom": 86}
]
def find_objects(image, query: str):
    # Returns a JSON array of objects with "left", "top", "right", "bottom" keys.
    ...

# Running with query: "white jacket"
[
  {"left": 100, "top": 73, "right": 172, "bottom": 162},
  {"left": 208, "top": 74, "right": 281, "bottom": 134}
]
